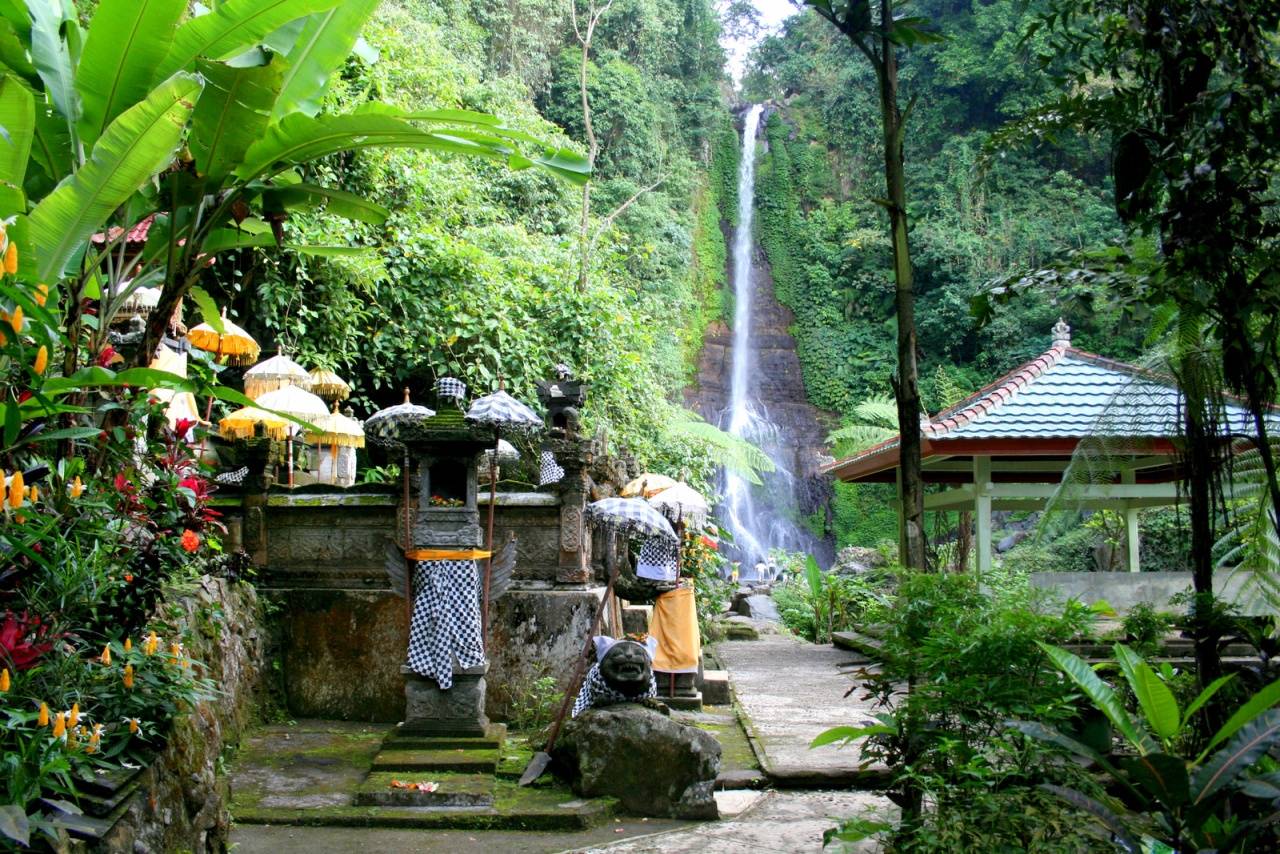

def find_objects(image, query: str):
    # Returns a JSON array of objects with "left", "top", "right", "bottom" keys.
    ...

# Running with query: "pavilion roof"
[{"left": 824, "top": 326, "right": 1269, "bottom": 483}]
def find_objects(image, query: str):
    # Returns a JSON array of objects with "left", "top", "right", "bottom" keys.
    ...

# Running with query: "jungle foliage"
[{"left": 213, "top": 0, "right": 737, "bottom": 483}]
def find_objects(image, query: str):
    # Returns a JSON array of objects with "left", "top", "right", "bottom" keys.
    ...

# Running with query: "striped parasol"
[
  {"left": 465, "top": 390, "right": 543, "bottom": 434},
  {"left": 365, "top": 389, "right": 436, "bottom": 442},
  {"left": 244, "top": 353, "right": 311, "bottom": 399},
  {"left": 586, "top": 497, "right": 678, "bottom": 542}
]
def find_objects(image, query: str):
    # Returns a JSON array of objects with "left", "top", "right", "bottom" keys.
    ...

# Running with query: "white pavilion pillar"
[
  {"left": 1123, "top": 470, "right": 1141, "bottom": 573},
  {"left": 974, "top": 456, "right": 992, "bottom": 576}
]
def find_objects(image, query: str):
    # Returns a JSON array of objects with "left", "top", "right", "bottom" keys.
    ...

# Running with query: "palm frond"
[{"left": 667, "top": 412, "right": 775, "bottom": 486}]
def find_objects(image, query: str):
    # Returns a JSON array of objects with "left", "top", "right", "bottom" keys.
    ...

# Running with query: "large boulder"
[
  {"left": 552, "top": 703, "right": 721, "bottom": 819},
  {"left": 832, "top": 546, "right": 887, "bottom": 575}
]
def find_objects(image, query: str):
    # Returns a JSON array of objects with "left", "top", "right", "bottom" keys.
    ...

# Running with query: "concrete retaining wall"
[{"left": 1030, "top": 571, "right": 1276, "bottom": 616}]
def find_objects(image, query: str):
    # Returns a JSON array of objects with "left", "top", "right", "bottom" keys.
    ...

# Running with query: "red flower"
[
  {"left": 180, "top": 530, "right": 200, "bottom": 553},
  {"left": 699, "top": 535, "right": 719, "bottom": 551},
  {"left": 174, "top": 418, "right": 197, "bottom": 437},
  {"left": 114, "top": 473, "right": 129, "bottom": 492},
  {"left": 0, "top": 611, "right": 56, "bottom": 671},
  {"left": 96, "top": 346, "right": 120, "bottom": 367}
]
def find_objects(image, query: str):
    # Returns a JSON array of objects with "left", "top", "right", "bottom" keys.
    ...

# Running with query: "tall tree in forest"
[
  {"left": 801, "top": 1, "right": 941, "bottom": 569},
  {"left": 1004, "top": 0, "right": 1280, "bottom": 691}
]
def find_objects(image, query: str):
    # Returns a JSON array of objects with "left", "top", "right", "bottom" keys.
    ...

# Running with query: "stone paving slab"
[
  {"left": 716, "top": 637, "right": 889, "bottom": 787},
  {"left": 568, "top": 790, "right": 893, "bottom": 853}
]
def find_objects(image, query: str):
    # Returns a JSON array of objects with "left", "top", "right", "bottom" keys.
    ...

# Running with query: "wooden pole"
[
  {"left": 481, "top": 427, "right": 499, "bottom": 649},
  {"left": 403, "top": 450, "right": 413, "bottom": 649}
]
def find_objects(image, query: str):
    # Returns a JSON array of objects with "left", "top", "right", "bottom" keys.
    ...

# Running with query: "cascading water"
[{"left": 720, "top": 104, "right": 820, "bottom": 580}]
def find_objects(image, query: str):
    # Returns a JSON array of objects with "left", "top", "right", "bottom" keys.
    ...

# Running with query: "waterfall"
[{"left": 720, "top": 104, "right": 817, "bottom": 580}]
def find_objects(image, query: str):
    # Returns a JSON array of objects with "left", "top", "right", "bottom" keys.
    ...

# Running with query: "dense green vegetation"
[
  {"left": 219, "top": 0, "right": 735, "bottom": 479},
  {"left": 743, "top": 1, "right": 1153, "bottom": 552}
]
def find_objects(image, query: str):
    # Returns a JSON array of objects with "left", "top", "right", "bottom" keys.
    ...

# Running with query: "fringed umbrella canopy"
[
  {"left": 117, "top": 284, "right": 161, "bottom": 319},
  {"left": 219, "top": 407, "right": 288, "bottom": 440},
  {"left": 187, "top": 308, "right": 260, "bottom": 366},
  {"left": 366, "top": 389, "right": 436, "bottom": 441},
  {"left": 147, "top": 347, "right": 203, "bottom": 433},
  {"left": 586, "top": 497, "right": 678, "bottom": 542},
  {"left": 620, "top": 473, "right": 679, "bottom": 498},
  {"left": 465, "top": 390, "right": 543, "bottom": 434},
  {"left": 245, "top": 353, "right": 311, "bottom": 399},
  {"left": 308, "top": 368, "right": 351, "bottom": 402},
  {"left": 306, "top": 403, "right": 365, "bottom": 449},
  {"left": 254, "top": 385, "right": 329, "bottom": 422},
  {"left": 647, "top": 483, "right": 709, "bottom": 527}
]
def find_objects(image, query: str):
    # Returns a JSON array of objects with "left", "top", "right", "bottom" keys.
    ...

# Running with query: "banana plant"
[
  {"left": 0, "top": 0, "right": 588, "bottom": 373},
  {"left": 1009, "top": 643, "right": 1280, "bottom": 852}
]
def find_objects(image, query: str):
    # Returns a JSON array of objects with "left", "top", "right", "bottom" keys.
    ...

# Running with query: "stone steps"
[
  {"left": 355, "top": 771, "right": 495, "bottom": 808},
  {"left": 371, "top": 747, "right": 499, "bottom": 775}
]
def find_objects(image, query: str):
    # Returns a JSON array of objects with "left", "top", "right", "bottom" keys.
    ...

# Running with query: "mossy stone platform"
[{"left": 230, "top": 721, "right": 613, "bottom": 830}]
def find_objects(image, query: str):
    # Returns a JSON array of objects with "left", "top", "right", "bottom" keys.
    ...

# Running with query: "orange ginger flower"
[
  {"left": 8, "top": 469, "right": 23, "bottom": 508},
  {"left": 69, "top": 476, "right": 83, "bottom": 499},
  {"left": 34, "top": 283, "right": 47, "bottom": 307},
  {"left": 122, "top": 663, "right": 134, "bottom": 689},
  {"left": 38, "top": 702, "right": 49, "bottom": 727},
  {"left": 68, "top": 703, "right": 79, "bottom": 728},
  {"left": 100, "top": 645, "right": 111, "bottom": 666},
  {"left": 52, "top": 712, "right": 66, "bottom": 738},
  {"left": 7, "top": 304, "right": 21, "bottom": 332},
  {"left": 145, "top": 632, "right": 159, "bottom": 655},
  {"left": 33, "top": 345, "right": 47, "bottom": 374},
  {"left": 27, "top": 485, "right": 36, "bottom": 503},
  {"left": 124, "top": 637, "right": 132, "bottom": 652},
  {"left": 3, "top": 240, "right": 16, "bottom": 274},
  {"left": 0, "top": 668, "right": 9, "bottom": 692},
  {"left": 128, "top": 718, "right": 139, "bottom": 734}
]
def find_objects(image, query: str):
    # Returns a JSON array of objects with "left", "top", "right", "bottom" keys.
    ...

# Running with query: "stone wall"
[
  {"left": 1030, "top": 571, "right": 1276, "bottom": 616},
  {"left": 95, "top": 576, "right": 264, "bottom": 853}
]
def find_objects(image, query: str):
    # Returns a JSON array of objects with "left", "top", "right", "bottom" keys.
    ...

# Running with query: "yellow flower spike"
[
  {"left": 69, "top": 703, "right": 79, "bottom": 728},
  {"left": 8, "top": 469, "right": 23, "bottom": 508},
  {"left": 100, "top": 645, "right": 111, "bottom": 666},
  {"left": 128, "top": 718, "right": 139, "bottom": 734},
  {"left": 123, "top": 663, "right": 134, "bottom": 689},
  {"left": 28, "top": 485, "right": 37, "bottom": 503},
  {"left": 8, "top": 304, "right": 21, "bottom": 332},
  {"left": 34, "top": 283, "right": 48, "bottom": 307},
  {"left": 124, "top": 637, "right": 132, "bottom": 652},
  {"left": 146, "top": 631, "right": 158, "bottom": 656},
  {"left": 169, "top": 642, "right": 181, "bottom": 664},
  {"left": 33, "top": 345, "right": 47, "bottom": 375},
  {"left": 52, "top": 712, "right": 65, "bottom": 738},
  {"left": 69, "top": 476, "right": 83, "bottom": 499},
  {"left": 3, "top": 240, "right": 17, "bottom": 274},
  {"left": 38, "top": 702, "right": 49, "bottom": 726},
  {"left": 0, "top": 668, "right": 9, "bottom": 691}
]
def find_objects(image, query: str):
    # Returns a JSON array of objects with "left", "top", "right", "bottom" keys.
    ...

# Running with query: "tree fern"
[{"left": 667, "top": 412, "right": 775, "bottom": 486}]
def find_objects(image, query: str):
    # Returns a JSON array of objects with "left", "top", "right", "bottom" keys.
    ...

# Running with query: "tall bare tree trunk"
[{"left": 878, "top": 0, "right": 925, "bottom": 570}]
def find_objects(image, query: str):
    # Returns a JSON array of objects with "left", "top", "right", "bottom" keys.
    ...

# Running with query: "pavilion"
[{"left": 822, "top": 320, "right": 1263, "bottom": 574}]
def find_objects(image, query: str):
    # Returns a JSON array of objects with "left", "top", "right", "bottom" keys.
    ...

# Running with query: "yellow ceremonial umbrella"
[
  {"left": 147, "top": 347, "right": 204, "bottom": 435},
  {"left": 218, "top": 407, "right": 289, "bottom": 441},
  {"left": 244, "top": 353, "right": 311, "bottom": 399},
  {"left": 187, "top": 307, "right": 260, "bottom": 366},
  {"left": 254, "top": 386, "right": 329, "bottom": 487},
  {"left": 307, "top": 368, "right": 351, "bottom": 402},
  {"left": 306, "top": 402, "right": 365, "bottom": 484},
  {"left": 620, "top": 473, "right": 679, "bottom": 498}
]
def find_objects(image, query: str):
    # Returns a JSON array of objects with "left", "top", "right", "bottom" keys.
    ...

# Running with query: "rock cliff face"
[{"left": 685, "top": 232, "right": 836, "bottom": 567}]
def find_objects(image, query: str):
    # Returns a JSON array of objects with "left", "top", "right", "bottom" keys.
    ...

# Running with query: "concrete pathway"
[
  {"left": 715, "top": 635, "right": 889, "bottom": 787},
  {"left": 568, "top": 790, "right": 890, "bottom": 853}
]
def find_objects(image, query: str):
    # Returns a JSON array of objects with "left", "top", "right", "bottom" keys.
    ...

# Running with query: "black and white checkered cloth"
[
  {"left": 636, "top": 536, "right": 680, "bottom": 581},
  {"left": 586, "top": 497, "right": 678, "bottom": 542},
  {"left": 406, "top": 559, "right": 486, "bottom": 689},
  {"left": 436, "top": 377, "right": 466, "bottom": 402},
  {"left": 465, "top": 390, "right": 543, "bottom": 433},
  {"left": 538, "top": 450, "right": 565, "bottom": 485},
  {"left": 214, "top": 466, "right": 249, "bottom": 485},
  {"left": 571, "top": 663, "right": 657, "bottom": 717}
]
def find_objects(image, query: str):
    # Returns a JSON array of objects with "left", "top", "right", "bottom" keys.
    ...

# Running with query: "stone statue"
[{"left": 571, "top": 636, "right": 658, "bottom": 717}]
